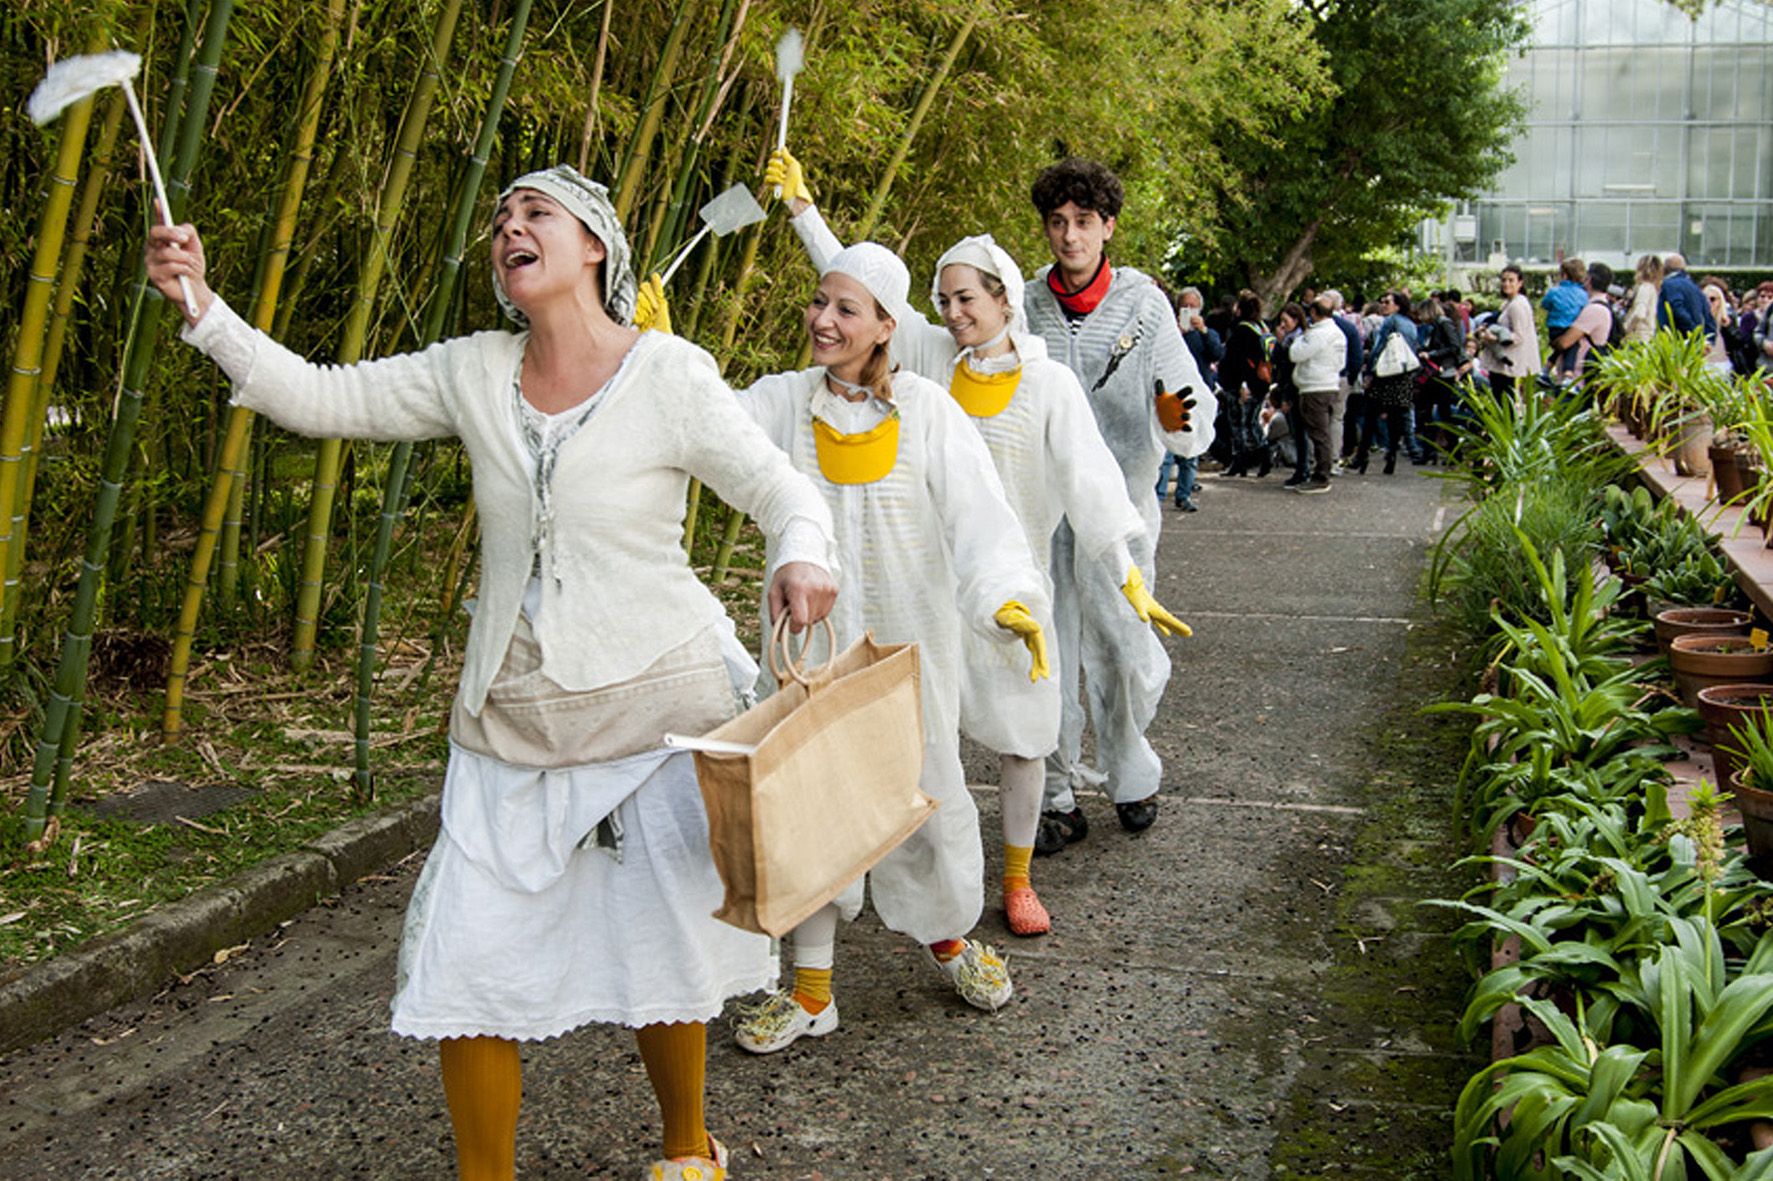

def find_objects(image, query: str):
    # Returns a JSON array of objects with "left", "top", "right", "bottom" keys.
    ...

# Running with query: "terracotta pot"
[
  {"left": 1736, "top": 448, "right": 1763, "bottom": 505},
  {"left": 1669, "top": 633, "right": 1773, "bottom": 706},
  {"left": 1655, "top": 606, "right": 1753, "bottom": 659},
  {"left": 1699, "top": 684, "right": 1773, "bottom": 787},
  {"left": 1731, "top": 769, "right": 1773, "bottom": 861},
  {"left": 1672, "top": 411, "right": 1714, "bottom": 477},
  {"left": 1713, "top": 444, "right": 1748, "bottom": 503}
]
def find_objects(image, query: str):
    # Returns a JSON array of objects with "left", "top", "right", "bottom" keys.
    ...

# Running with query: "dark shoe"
[
  {"left": 1224, "top": 454, "right": 1247, "bottom": 477},
  {"left": 1411, "top": 451, "right": 1432, "bottom": 466},
  {"left": 1350, "top": 456, "right": 1368, "bottom": 475},
  {"left": 1116, "top": 797, "right": 1159, "bottom": 832},
  {"left": 1383, "top": 452, "right": 1397, "bottom": 475},
  {"left": 1255, "top": 448, "right": 1273, "bottom": 478},
  {"left": 1283, "top": 474, "right": 1307, "bottom": 488},
  {"left": 1298, "top": 476, "right": 1331, "bottom": 494},
  {"left": 1033, "top": 807, "right": 1089, "bottom": 856},
  {"left": 1174, "top": 498, "right": 1198, "bottom": 513}
]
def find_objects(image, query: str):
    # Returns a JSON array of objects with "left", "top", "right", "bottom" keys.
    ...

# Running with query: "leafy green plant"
[
  {"left": 1641, "top": 549, "right": 1747, "bottom": 611},
  {"left": 1454, "top": 937, "right": 1773, "bottom": 1181},
  {"left": 1725, "top": 717, "right": 1773, "bottom": 794},
  {"left": 1441, "top": 381, "right": 1633, "bottom": 501},
  {"left": 1431, "top": 480, "right": 1608, "bottom": 637}
]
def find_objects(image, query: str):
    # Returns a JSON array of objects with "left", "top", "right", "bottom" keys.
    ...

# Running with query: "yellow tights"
[
  {"left": 439, "top": 1036, "right": 521, "bottom": 1181},
  {"left": 439, "top": 1022, "right": 709, "bottom": 1176}
]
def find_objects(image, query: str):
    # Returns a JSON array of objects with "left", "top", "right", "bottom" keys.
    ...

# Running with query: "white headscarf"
[{"left": 491, "top": 165, "right": 638, "bottom": 327}]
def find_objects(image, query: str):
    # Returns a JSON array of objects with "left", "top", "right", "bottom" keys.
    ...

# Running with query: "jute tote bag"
[{"left": 669, "top": 615, "right": 935, "bottom": 937}]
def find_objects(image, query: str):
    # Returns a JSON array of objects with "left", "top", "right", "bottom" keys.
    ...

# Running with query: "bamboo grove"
[{"left": 1, "top": 0, "right": 1330, "bottom": 847}]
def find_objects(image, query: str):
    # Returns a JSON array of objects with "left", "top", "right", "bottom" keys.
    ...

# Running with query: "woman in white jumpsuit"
[
  {"left": 727, "top": 235, "right": 1051, "bottom": 1055},
  {"left": 147, "top": 167, "right": 837, "bottom": 1181},
  {"left": 766, "top": 150, "right": 1190, "bottom": 937}
]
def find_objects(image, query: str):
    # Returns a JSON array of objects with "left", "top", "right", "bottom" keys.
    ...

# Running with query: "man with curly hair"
[{"left": 1024, "top": 157, "right": 1209, "bottom": 852}]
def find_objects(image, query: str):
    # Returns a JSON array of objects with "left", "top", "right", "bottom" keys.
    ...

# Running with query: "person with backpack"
[
  {"left": 1552, "top": 262, "right": 1619, "bottom": 380},
  {"left": 1219, "top": 291, "right": 1274, "bottom": 477}
]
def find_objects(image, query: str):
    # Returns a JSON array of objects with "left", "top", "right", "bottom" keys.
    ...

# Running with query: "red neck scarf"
[{"left": 1047, "top": 257, "right": 1112, "bottom": 316}]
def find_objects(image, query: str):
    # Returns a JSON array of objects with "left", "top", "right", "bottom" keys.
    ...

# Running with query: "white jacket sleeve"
[
  {"left": 1041, "top": 362, "right": 1142, "bottom": 576},
  {"left": 666, "top": 354, "right": 837, "bottom": 577},
  {"left": 919, "top": 386, "right": 1049, "bottom": 640},
  {"left": 184, "top": 296, "right": 463, "bottom": 441}
]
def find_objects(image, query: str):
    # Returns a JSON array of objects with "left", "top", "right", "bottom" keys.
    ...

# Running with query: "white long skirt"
[
  {"left": 390, "top": 619, "right": 775, "bottom": 1041},
  {"left": 392, "top": 745, "right": 775, "bottom": 1040}
]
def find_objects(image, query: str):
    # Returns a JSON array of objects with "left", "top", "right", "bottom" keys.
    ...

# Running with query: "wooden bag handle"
[{"left": 766, "top": 610, "right": 837, "bottom": 689}]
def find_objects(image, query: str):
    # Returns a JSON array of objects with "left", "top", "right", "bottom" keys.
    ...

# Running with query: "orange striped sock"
[
  {"left": 792, "top": 965, "right": 833, "bottom": 1015},
  {"left": 1003, "top": 844, "right": 1033, "bottom": 892}
]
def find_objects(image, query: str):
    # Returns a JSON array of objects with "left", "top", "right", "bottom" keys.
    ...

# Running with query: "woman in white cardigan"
[{"left": 147, "top": 166, "right": 837, "bottom": 1181}]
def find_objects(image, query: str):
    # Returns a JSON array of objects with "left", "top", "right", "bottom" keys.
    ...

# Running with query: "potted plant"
[
  {"left": 1652, "top": 604, "right": 1752, "bottom": 660},
  {"left": 1726, "top": 715, "right": 1773, "bottom": 860},
  {"left": 1669, "top": 633, "right": 1773, "bottom": 706},
  {"left": 1699, "top": 683, "right": 1773, "bottom": 787}
]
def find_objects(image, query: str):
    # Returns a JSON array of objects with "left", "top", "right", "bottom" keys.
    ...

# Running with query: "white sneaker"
[
  {"left": 732, "top": 990, "right": 838, "bottom": 1054},
  {"left": 928, "top": 939, "right": 1013, "bottom": 1011}
]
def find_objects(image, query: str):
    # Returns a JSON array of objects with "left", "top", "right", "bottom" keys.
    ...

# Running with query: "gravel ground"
[{"left": 1, "top": 460, "right": 1484, "bottom": 1180}]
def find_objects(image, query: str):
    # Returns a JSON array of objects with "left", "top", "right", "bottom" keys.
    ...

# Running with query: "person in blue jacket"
[{"left": 1658, "top": 253, "right": 1719, "bottom": 342}]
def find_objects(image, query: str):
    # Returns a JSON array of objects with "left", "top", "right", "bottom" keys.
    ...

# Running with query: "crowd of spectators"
[{"left": 1153, "top": 255, "right": 1773, "bottom": 510}]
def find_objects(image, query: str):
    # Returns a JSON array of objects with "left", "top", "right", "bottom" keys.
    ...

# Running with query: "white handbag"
[{"left": 1374, "top": 330, "right": 1421, "bottom": 378}]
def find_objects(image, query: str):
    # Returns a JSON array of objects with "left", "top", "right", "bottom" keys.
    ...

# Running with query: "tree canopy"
[{"left": 1178, "top": 0, "right": 1531, "bottom": 309}]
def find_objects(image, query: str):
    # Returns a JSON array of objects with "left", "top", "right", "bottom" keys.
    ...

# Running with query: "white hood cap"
[
  {"left": 821, "top": 241, "right": 911, "bottom": 327},
  {"left": 933, "top": 234, "right": 1026, "bottom": 328}
]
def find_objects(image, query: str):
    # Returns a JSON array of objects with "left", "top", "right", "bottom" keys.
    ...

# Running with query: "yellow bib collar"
[
  {"left": 949, "top": 361, "right": 1021, "bottom": 418},
  {"left": 812, "top": 412, "right": 900, "bottom": 484}
]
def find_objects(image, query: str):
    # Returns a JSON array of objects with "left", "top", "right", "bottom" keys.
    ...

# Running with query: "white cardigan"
[{"left": 185, "top": 298, "right": 834, "bottom": 715}]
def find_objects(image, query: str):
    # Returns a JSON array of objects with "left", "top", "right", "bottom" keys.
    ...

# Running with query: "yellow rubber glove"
[
  {"left": 633, "top": 272, "right": 672, "bottom": 334},
  {"left": 766, "top": 148, "right": 814, "bottom": 206},
  {"left": 993, "top": 600, "right": 1051, "bottom": 682},
  {"left": 1122, "top": 566, "right": 1192, "bottom": 638}
]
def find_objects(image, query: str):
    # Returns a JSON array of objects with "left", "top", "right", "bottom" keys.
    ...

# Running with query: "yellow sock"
[
  {"left": 792, "top": 965, "right": 833, "bottom": 1014},
  {"left": 439, "top": 1036, "right": 521, "bottom": 1181},
  {"left": 634, "top": 1021, "right": 709, "bottom": 1162},
  {"left": 1003, "top": 844, "right": 1034, "bottom": 893}
]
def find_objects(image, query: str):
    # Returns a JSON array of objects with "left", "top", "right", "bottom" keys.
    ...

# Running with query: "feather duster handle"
[
  {"left": 772, "top": 28, "right": 804, "bottom": 198},
  {"left": 28, "top": 50, "right": 198, "bottom": 318}
]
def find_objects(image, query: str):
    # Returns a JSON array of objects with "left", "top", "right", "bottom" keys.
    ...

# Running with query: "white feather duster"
[
  {"left": 27, "top": 50, "right": 142, "bottom": 126},
  {"left": 773, "top": 28, "right": 806, "bottom": 196},
  {"left": 27, "top": 50, "right": 197, "bottom": 317}
]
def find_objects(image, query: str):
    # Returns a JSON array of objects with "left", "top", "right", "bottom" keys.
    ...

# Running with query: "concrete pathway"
[{"left": 1, "top": 463, "right": 1482, "bottom": 1179}]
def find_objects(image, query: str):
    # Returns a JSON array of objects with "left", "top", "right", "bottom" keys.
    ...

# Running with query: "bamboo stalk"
[
  {"left": 162, "top": 0, "right": 346, "bottom": 741},
  {"left": 25, "top": 0, "right": 239, "bottom": 843},
  {"left": 352, "top": 0, "right": 534, "bottom": 799},
  {"left": 0, "top": 38, "right": 103, "bottom": 669},
  {"left": 612, "top": 0, "right": 701, "bottom": 223},
  {"left": 854, "top": 13, "right": 978, "bottom": 240},
  {"left": 4, "top": 89, "right": 130, "bottom": 658},
  {"left": 577, "top": 0, "right": 615, "bottom": 176},
  {"left": 289, "top": 0, "right": 464, "bottom": 670}
]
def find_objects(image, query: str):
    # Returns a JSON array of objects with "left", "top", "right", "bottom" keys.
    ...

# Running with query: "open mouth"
[{"left": 505, "top": 249, "right": 538, "bottom": 270}]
